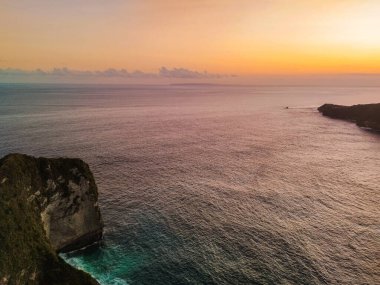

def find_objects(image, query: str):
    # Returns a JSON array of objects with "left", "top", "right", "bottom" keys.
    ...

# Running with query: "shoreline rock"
[
  {"left": 318, "top": 103, "right": 380, "bottom": 131},
  {"left": 0, "top": 153, "right": 103, "bottom": 284}
]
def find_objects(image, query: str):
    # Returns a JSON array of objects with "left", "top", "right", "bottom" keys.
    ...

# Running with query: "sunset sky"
[{"left": 1, "top": 0, "right": 380, "bottom": 83}]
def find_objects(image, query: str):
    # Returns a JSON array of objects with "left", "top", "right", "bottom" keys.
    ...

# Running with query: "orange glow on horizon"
[{"left": 1, "top": 0, "right": 380, "bottom": 75}]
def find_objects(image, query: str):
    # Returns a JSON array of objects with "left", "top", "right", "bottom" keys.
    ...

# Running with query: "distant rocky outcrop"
[
  {"left": 0, "top": 153, "right": 103, "bottom": 285},
  {"left": 318, "top": 103, "right": 380, "bottom": 131}
]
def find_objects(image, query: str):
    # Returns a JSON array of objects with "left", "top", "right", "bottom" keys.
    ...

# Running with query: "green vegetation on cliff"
[{"left": 0, "top": 154, "right": 100, "bottom": 285}]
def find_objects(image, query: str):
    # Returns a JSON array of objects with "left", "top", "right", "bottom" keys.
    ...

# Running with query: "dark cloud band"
[{"left": 0, "top": 67, "right": 234, "bottom": 79}]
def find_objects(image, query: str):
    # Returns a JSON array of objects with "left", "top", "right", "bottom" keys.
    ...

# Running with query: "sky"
[{"left": 1, "top": 0, "right": 380, "bottom": 84}]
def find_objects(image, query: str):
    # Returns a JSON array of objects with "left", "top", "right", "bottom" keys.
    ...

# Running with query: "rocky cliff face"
[
  {"left": 34, "top": 156, "right": 103, "bottom": 252},
  {"left": 318, "top": 103, "right": 380, "bottom": 131},
  {"left": 0, "top": 153, "right": 103, "bottom": 285}
]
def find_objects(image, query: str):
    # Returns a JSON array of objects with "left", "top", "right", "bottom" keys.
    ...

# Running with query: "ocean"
[{"left": 0, "top": 84, "right": 379, "bottom": 284}]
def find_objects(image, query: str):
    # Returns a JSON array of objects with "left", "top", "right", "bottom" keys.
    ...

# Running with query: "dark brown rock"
[{"left": 318, "top": 103, "right": 380, "bottom": 131}]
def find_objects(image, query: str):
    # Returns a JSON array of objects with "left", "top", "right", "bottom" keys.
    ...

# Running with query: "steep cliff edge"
[
  {"left": 318, "top": 103, "right": 380, "bottom": 131},
  {"left": 0, "top": 153, "right": 103, "bottom": 285}
]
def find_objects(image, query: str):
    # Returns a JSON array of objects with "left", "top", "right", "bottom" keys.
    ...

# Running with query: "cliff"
[
  {"left": 0, "top": 153, "right": 103, "bottom": 285},
  {"left": 318, "top": 103, "right": 380, "bottom": 131}
]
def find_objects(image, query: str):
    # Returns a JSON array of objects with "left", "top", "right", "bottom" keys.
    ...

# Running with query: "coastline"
[
  {"left": 318, "top": 103, "right": 380, "bottom": 132},
  {"left": 0, "top": 153, "right": 103, "bottom": 284}
]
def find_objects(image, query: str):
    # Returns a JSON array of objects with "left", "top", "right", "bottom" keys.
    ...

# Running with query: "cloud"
[
  {"left": 158, "top": 67, "right": 231, "bottom": 78},
  {"left": 0, "top": 67, "right": 234, "bottom": 80},
  {"left": 0, "top": 67, "right": 141, "bottom": 78}
]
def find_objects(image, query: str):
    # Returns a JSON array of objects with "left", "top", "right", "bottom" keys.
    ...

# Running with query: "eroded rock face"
[
  {"left": 0, "top": 153, "right": 102, "bottom": 284},
  {"left": 33, "top": 158, "right": 104, "bottom": 252}
]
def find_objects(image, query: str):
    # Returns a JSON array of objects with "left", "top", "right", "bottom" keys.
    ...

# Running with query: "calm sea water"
[{"left": 0, "top": 84, "right": 379, "bottom": 285}]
